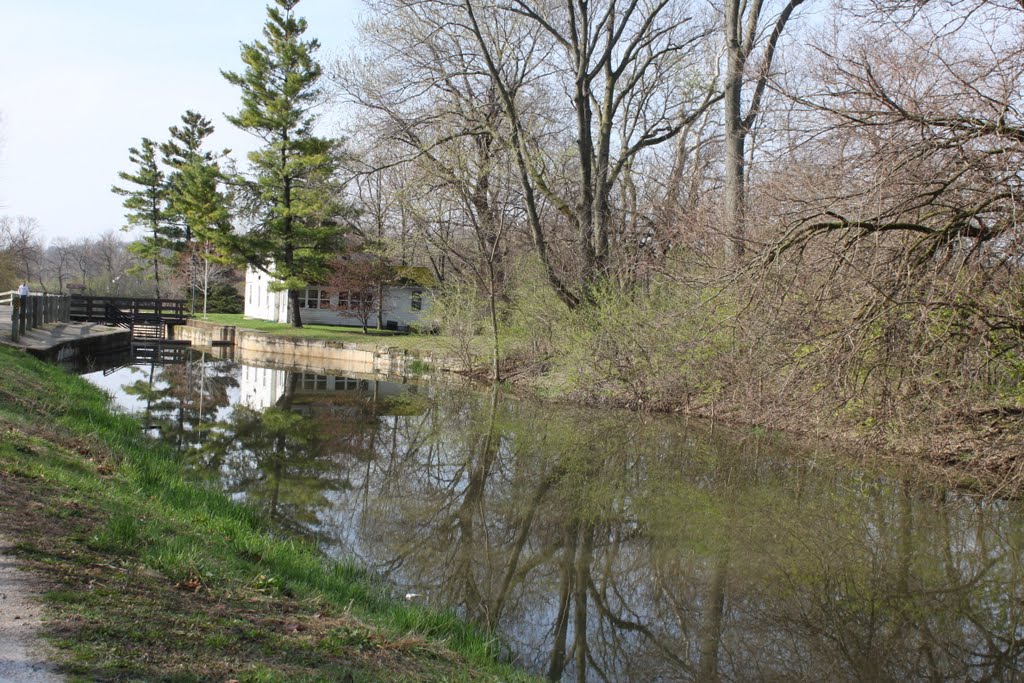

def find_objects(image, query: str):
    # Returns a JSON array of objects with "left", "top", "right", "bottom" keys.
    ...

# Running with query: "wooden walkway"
[{"left": 0, "top": 305, "right": 129, "bottom": 356}]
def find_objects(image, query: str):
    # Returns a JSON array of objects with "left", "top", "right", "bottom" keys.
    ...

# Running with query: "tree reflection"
[
  {"left": 338, "top": 389, "right": 1024, "bottom": 682},
  {"left": 119, "top": 350, "right": 236, "bottom": 452},
  {"left": 114, "top": 357, "right": 1024, "bottom": 682},
  {"left": 200, "top": 372, "right": 355, "bottom": 538}
]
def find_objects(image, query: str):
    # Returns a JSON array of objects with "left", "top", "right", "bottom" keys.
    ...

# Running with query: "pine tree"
[
  {"left": 222, "top": 0, "right": 348, "bottom": 327},
  {"left": 162, "top": 110, "right": 233, "bottom": 314},
  {"left": 161, "top": 110, "right": 222, "bottom": 244},
  {"left": 112, "top": 138, "right": 178, "bottom": 299}
]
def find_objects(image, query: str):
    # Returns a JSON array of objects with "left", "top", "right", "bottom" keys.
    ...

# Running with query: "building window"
[
  {"left": 411, "top": 290, "right": 422, "bottom": 311},
  {"left": 298, "top": 288, "right": 331, "bottom": 309},
  {"left": 336, "top": 290, "right": 372, "bottom": 310},
  {"left": 299, "top": 373, "right": 328, "bottom": 391}
]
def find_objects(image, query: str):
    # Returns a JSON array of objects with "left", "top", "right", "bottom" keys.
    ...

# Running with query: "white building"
[
  {"left": 239, "top": 365, "right": 288, "bottom": 411},
  {"left": 239, "top": 364, "right": 415, "bottom": 413},
  {"left": 243, "top": 265, "right": 433, "bottom": 329}
]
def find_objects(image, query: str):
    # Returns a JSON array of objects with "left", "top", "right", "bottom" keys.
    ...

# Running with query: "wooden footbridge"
[
  {"left": 69, "top": 295, "right": 190, "bottom": 343},
  {"left": 2, "top": 292, "right": 193, "bottom": 361}
]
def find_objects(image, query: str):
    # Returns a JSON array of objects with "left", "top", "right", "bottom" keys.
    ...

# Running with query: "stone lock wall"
[
  {"left": 173, "top": 320, "right": 236, "bottom": 347},
  {"left": 234, "top": 330, "right": 418, "bottom": 375},
  {"left": 176, "top": 321, "right": 457, "bottom": 379}
]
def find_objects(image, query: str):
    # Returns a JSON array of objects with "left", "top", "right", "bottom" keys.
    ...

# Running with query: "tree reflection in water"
[
  {"left": 90, "top": 354, "right": 1024, "bottom": 681},
  {"left": 120, "top": 350, "right": 237, "bottom": 453}
]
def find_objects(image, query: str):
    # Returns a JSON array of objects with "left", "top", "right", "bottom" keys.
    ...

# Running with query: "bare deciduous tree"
[
  {"left": 337, "top": 0, "right": 530, "bottom": 375},
  {"left": 46, "top": 239, "right": 75, "bottom": 293},
  {"left": 0, "top": 215, "right": 44, "bottom": 288},
  {"left": 722, "top": 0, "right": 807, "bottom": 259},
  {"left": 458, "top": 0, "right": 720, "bottom": 305},
  {"left": 325, "top": 254, "right": 394, "bottom": 333}
]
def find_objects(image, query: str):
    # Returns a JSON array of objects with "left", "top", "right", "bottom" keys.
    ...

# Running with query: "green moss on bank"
[{"left": 0, "top": 345, "right": 534, "bottom": 682}]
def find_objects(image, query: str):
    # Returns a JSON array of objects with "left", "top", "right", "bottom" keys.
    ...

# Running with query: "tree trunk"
[
  {"left": 697, "top": 551, "right": 729, "bottom": 681},
  {"left": 289, "top": 289, "right": 303, "bottom": 327},
  {"left": 154, "top": 257, "right": 162, "bottom": 300},
  {"left": 488, "top": 262, "right": 501, "bottom": 383},
  {"left": 724, "top": 0, "right": 747, "bottom": 262},
  {"left": 723, "top": 0, "right": 804, "bottom": 262},
  {"left": 202, "top": 254, "right": 210, "bottom": 317},
  {"left": 573, "top": 523, "right": 593, "bottom": 683},
  {"left": 377, "top": 282, "right": 384, "bottom": 329}
]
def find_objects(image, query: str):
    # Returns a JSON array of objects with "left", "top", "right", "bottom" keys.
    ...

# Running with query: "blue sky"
[{"left": 0, "top": 0, "right": 362, "bottom": 242}]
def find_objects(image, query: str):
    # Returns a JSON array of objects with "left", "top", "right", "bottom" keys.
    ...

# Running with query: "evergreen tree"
[
  {"left": 162, "top": 110, "right": 233, "bottom": 314},
  {"left": 161, "top": 110, "right": 222, "bottom": 245},
  {"left": 222, "top": 0, "right": 348, "bottom": 327},
  {"left": 112, "top": 138, "right": 178, "bottom": 299}
]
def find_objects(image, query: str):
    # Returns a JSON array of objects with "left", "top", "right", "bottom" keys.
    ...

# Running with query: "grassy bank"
[
  {"left": 198, "top": 314, "right": 455, "bottom": 355},
  {"left": 0, "top": 345, "right": 535, "bottom": 682}
]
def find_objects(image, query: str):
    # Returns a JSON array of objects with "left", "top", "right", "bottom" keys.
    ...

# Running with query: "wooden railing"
[
  {"left": 69, "top": 295, "right": 189, "bottom": 325},
  {"left": 2, "top": 293, "right": 189, "bottom": 343},
  {"left": 103, "top": 303, "right": 166, "bottom": 341},
  {"left": 3, "top": 291, "right": 72, "bottom": 342},
  {"left": 104, "top": 303, "right": 134, "bottom": 328}
]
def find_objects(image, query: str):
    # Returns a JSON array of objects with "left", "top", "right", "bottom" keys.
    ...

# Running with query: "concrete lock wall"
[
  {"left": 175, "top": 320, "right": 464, "bottom": 379},
  {"left": 234, "top": 330, "right": 416, "bottom": 375},
  {"left": 26, "top": 328, "right": 131, "bottom": 363},
  {"left": 173, "top": 320, "right": 236, "bottom": 347}
]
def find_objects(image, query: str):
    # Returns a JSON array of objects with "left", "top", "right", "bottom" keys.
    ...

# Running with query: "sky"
[{"left": 0, "top": 0, "right": 363, "bottom": 243}]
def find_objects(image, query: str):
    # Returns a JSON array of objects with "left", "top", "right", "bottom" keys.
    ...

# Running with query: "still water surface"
[{"left": 82, "top": 349, "right": 1024, "bottom": 681}]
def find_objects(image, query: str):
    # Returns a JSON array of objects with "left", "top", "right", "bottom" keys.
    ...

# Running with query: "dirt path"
[{"left": 0, "top": 540, "right": 63, "bottom": 682}]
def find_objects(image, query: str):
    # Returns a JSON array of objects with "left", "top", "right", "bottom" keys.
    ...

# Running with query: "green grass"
[
  {"left": 196, "top": 313, "right": 456, "bottom": 355},
  {"left": 0, "top": 345, "right": 536, "bottom": 682}
]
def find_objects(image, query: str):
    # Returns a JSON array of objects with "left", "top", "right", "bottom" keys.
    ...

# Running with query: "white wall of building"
[
  {"left": 243, "top": 265, "right": 433, "bottom": 328},
  {"left": 239, "top": 364, "right": 413, "bottom": 412},
  {"left": 244, "top": 268, "right": 289, "bottom": 323},
  {"left": 239, "top": 365, "right": 288, "bottom": 411}
]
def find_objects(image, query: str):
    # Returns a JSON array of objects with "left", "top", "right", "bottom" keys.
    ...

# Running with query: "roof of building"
[{"left": 393, "top": 266, "right": 437, "bottom": 288}]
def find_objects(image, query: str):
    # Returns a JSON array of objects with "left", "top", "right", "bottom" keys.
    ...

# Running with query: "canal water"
[{"left": 81, "top": 349, "right": 1024, "bottom": 681}]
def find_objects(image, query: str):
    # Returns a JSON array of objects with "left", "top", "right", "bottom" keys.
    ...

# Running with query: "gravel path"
[{"left": 0, "top": 541, "right": 63, "bottom": 682}]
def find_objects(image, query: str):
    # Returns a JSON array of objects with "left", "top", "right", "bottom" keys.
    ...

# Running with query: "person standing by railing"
[
  {"left": 17, "top": 282, "right": 29, "bottom": 324},
  {"left": 15, "top": 282, "right": 30, "bottom": 337}
]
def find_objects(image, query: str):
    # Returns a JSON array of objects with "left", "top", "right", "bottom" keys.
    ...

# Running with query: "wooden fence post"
[{"left": 10, "top": 298, "right": 18, "bottom": 342}]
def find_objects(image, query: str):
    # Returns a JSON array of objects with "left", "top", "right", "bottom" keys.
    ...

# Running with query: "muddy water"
[{"left": 83, "top": 350, "right": 1024, "bottom": 681}]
